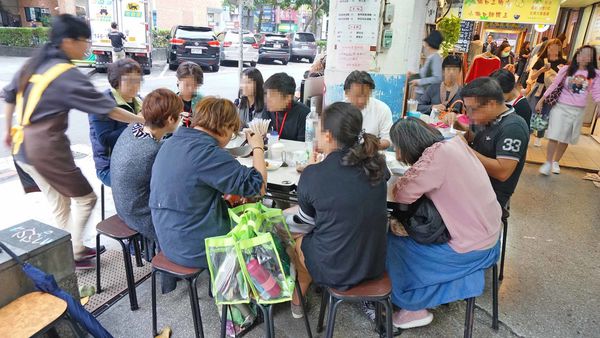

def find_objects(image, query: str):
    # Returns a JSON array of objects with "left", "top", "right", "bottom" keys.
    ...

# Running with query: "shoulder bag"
[{"left": 390, "top": 196, "right": 451, "bottom": 245}]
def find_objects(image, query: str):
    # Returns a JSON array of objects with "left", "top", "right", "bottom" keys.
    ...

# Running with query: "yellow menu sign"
[{"left": 462, "top": 0, "right": 560, "bottom": 25}]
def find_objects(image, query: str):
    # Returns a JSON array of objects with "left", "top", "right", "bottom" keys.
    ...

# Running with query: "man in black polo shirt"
[
  {"left": 457, "top": 77, "right": 529, "bottom": 208},
  {"left": 262, "top": 73, "right": 310, "bottom": 141},
  {"left": 108, "top": 22, "right": 127, "bottom": 62}
]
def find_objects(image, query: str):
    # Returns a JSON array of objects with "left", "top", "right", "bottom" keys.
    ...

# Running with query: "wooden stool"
[
  {"left": 464, "top": 263, "right": 499, "bottom": 338},
  {"left": 151, "top": 252, "right": 209, "bottom": 338},
  {"left": 0, "top": 291, "right": 85, "bottom": 338},
  {"left": 96, "top": 214, "right": 144, "bottom": 311},
  {"left": 317, "top": 273, "right": 394, "bottom": 338}
]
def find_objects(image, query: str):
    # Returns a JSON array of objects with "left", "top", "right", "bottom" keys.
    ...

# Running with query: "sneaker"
[
  {"left": 78, "top": 245, "right": 106, "bottom": 260},
  {"left": 290, "top": 298, "right": 309, "bottom": 319},
  {"left": 361, "top": 301, "right": 377, "bottom": 322},
  {"left": 534, "top": 138, "right": 542, "bottom": 147},
  {"left": 392, "top": 309, "right": 434, "bottom": 329},
  {"left": 539, "top": 162, "right": 551, "bottom": 176},
  {"left": 552, "top": 161, "right": 561, "bottom": 174},
  {"left": 75, "top": 259, "right": 95, "bottom": 270}
]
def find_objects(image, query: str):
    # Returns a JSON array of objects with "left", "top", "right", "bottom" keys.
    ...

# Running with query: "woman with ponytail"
[
  {"left": 2, "top": 14, "right": 143, "bottom": 269},
  {"left": 286, "top": 102, "right": 389, "bottom": 318},
  {"left": 386, "top": 118, "right": 501, "bottom": 329}
]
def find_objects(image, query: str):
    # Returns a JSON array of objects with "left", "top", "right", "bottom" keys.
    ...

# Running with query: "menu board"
[
  {"left": 332, "top": 0, "right": 381, "bottom": 71},
  {"left": 455, "top": 20, "right": 475, "bottom": 53},
  {"left": 461, "top": 0, "right": 560, "bottom": 25}
]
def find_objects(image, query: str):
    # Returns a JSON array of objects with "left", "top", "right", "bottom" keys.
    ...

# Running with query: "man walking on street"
[{"left": 108, "top": 22, "right": 127, "bottom": 62}]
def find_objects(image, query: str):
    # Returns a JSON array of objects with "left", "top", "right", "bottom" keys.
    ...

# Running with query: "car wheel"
[
  {"left": 250, "top": 61, "right": 257, "bottom": 67},
  {"left": 220, "top": 60, "right": 226, "bottom": 66},
  {"left": 143, "top": 68, "right": 151, "bottom": 75},
  {"left": 169, "top": 63, "right": 178, "bottom": 71},
  {"left": 212, "top": 65, "right": 220, "bottom": 72},
  {"left": 96, "top": 67, "right": 107, "bottom": 73},
  {"left": 308, "top": 57, "right": 314, "bottom": 64},
  {"left": 282, "top": 59, "right": 288, "bottom": 65}
]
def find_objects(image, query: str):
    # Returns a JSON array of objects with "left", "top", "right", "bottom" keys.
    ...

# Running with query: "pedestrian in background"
[
  {"left": 537, "top": 45, "right": 600, "bottom": 176},
  {"left": 108, "top": 22, "right": 127, "bottom": 62},
  {"left": 483, "top": 34, "right": 498, "bottom": 54},
  {"left": 409, "top": 30, "right": 443, "bottom": 96},
  {"left": 516, "top": 41, "right": 531, "bottom": 78},
  {"left": 2, "top": 14, "right": 143, "bottom": 269},
  {"left": 467, "top": 34, "right": 483, "bottom": 66},
  {"left": 496, "top": 42, "right": 515, "bottom": 70}
]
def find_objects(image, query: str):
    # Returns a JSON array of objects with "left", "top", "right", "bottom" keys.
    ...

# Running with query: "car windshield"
[
  {"left": 225, "top": 33, "right": 255, "bottom": 43},
  {"left": 176, "top": 28, "right": 214, "bottom": 40},
  {"left": 295, "top": 33, "right": 315, "bottom": 42}
]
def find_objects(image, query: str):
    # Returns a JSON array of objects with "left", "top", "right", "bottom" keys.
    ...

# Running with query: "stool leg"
[
  {"left": 384, "top": 298, "right": 394, "bottom": 338},
  {"left": 187, "top": 277, "right": 204, "bottom": 338},
  {"left": 100, "top": 184, "right": 105, "bottom": 221},
  {"left": 119, "top": 239, "right": 139, "bottom": 311},
  {"left": 151, "top": 270, "right": 158, "bottom": 337},
  {"left": 208, "top": 275, "right": 213, "bottom": 299},
  {"left": 464, "top": 298, "right": 475, "bottom": 338},
  {"left": 295, "top": 278, "right": 312, "bottom": 338},
  {"left": 317, "top": 289, "right": 328, "bottom": 333},
  {"left": 220, "top": 305, "right": 229, "bottom": 338},
  {"left": 268, "top": 305, "right": 275, "bottom": 338},
  {"left": 133, "top": 236, "right": 144, "bottom": 267},
  {"left": 95, "top": 234, "right": 102, "bottom": 293},
  {"left": 375, "top": 302, "right": 382, "bottom": 334},
  {"left": 499, "top": 218, "right": 508, "bottom": 281},
  {"left": 256, "top": 303, "right": 271, "bottom": 338},
  {"left": 492, "top": 264, "right": 499, "bottom": 330},
  {"left": 325, "top": 295, "right": 342, "bottom": 338}
]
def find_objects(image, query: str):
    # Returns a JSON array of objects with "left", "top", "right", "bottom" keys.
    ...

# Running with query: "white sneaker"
[
  {"left": 539, "top": 162, "right": 551, "bottom": 176},
  {"left": 534, "top": 138, "right": 542, "bottom": 147},
  {"left": 552, "top": 161, "right": 561, "bottom": 174}
]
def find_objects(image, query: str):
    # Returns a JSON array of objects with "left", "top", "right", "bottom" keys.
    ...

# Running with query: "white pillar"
[{"left": 324, "top": 0, "right": 427, "bottom": 120}]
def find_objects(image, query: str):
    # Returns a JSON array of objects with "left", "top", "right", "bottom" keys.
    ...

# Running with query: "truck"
[{"left": 88, "top": 0, "right": 153, "bottom": 74}]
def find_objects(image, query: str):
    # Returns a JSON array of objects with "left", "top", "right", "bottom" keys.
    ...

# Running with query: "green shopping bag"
[
  {"left": 205, "top": 235, "right": 250, "bottom": 305},
  {"left": 237, "top": 233, "right": 295, "bottom": 305}
]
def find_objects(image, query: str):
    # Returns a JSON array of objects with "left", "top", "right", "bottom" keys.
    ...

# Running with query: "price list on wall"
[
  {"left": 333, "top": 0, "right": 381, "bottom": 70},
  {"left": 455, "top": 20, "right": 475, "bottom": 53}
]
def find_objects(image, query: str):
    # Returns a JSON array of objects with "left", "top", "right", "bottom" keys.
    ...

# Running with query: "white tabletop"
[{"left": 231, "top": 139, "right": 410, "bottom": 201}]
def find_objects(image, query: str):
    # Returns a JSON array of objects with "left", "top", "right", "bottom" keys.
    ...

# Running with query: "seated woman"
[
  {"left": 417, "top": 55, "right": 463, "bottom": 115},
  {"left": 288, "top": 102, "right": 389, "bottom": 318},
  {"left": 235, "top": 67, "right": 264, "bottom": 127},
  {"left": 110, "top": 88, "right": 182, "bottom": 248},
  {"left": 387, "top": 118, "right": 501, "bottom": 329},
  {"left": 150, "top": 97, "right": 266, "bottom": 269},
  {"left": 89, "top": 58, "right": 143, "bottom": 186}
]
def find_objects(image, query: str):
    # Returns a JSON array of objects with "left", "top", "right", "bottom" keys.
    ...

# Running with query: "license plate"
[
  {"left": 191, "top": 48, "right": 202, "bottom": 54},
  {"left": 274, "top": 43, "right": 282, "bottom": 49},
  {"left": 302, "top": 45, "right": 309, "bottom": 49}
]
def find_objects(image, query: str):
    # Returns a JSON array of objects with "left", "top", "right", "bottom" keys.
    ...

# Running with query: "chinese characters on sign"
[
  {"left": 333, "top": 0, "right": 381, "bottom": 71},
  {"left": 456, "top": 20, "right": 475, "bottom": 53},
  {"left": 461, "top": 0, "right": 560, "bottom": 25}
]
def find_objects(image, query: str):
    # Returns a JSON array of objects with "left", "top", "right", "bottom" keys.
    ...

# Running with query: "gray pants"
[{"left": 112, "top": 49, "right": 126, "bottom": 62}]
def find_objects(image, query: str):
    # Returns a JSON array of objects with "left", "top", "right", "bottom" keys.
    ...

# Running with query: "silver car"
[{"left": 288, "top": 32, "right": 317, "bottom": 63}]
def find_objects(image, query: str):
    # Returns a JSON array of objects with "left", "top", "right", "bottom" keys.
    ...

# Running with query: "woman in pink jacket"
[{"left": 536, "top": 45, "right": 600, "bottom": 175}]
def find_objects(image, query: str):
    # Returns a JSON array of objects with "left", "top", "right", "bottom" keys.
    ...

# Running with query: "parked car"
[
  {"left": 218, "top": 30, "right": 259, "bottom": 67},
  {"left": 167, "top": 25, "right": 220, "bottom": 72},
  {"left": 287, "top": 32, "right": 317, "bottom": 63},
  {"left": 258, "top": 33, "right": 291, "bottom": 65}
]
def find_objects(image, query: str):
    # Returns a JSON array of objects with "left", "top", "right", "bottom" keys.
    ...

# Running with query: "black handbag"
[{"left": 390, "top": 196, "right": 451, "bottom": 244}]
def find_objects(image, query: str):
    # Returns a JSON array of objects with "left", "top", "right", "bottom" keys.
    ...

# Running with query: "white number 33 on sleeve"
[{"left": 502, "top": 139, "right": 522, "bottom": 152}]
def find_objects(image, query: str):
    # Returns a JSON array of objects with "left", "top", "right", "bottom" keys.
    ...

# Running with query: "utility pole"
[{"left": 238, "top": 0, "right": 244, "bottom": 79}]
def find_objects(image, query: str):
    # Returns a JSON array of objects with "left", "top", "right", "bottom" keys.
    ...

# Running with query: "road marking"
[{"left": 159, "top": 64, "right": 169, "bottom": 78}]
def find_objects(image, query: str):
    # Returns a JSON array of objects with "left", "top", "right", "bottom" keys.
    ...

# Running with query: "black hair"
[
  {"left": 489, "top": 69, "right": 515, "bottom": 94},
  {"left": 460, "top": 77, "right": 506, "bottom": 104},
  {"left": 18, "top": 14, "right": 90, "bottom": 92},
  {"left": 390, "top": 118, "right": 443, "bottom": 165},
  {"left": 111, "top": 22, "right": 118, "bottom": 29},
  {"left": 108, "top": 58, "right": 142, "bottom": 89},
  {"left": 239, "top": 67, "right": 264, "bottom": 113},
  {"left": 541, "top": 36, "right": 549, "bottom": 42},
  {"left": 343, "top": 70, "right": 375, "bottom": 91},
  {"left": 473, "top": 34, "right": 480, "bottom": 41},
  {"left": 496, "top": 41, "right": 512, "bottom": 58},
  {"left": 442, "top": 55, "right": 462, "bottom": 69},
  {"left": 264, "top": 72, "right": 296, "bottom": 96},
  {"left": 567, "top": 45, "right": 598, "bottom": 80},
  {"left": 321, "top": 102, "right": 387, "bottom": 185},
  {"left": 520, "top": 41, "right": 531, "bottom": 54}
]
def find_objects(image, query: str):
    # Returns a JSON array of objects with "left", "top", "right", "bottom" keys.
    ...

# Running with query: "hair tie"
[{"left": 357, "top": 129, "right": 366, "bottom": 145}]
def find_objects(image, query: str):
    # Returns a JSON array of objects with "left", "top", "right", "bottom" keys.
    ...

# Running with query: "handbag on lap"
[{"left": 390, "top": 196, "right": 451, "bottom": 245}]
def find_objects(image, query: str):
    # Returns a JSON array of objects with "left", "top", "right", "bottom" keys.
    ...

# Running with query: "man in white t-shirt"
[{"left": 344, "top": 71, "right": 393, "bottom": 150}]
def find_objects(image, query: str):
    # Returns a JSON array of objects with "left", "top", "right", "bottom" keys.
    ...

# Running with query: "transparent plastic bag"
[{"left": 205, "top": 235, "right": 250, "bottom": 305}]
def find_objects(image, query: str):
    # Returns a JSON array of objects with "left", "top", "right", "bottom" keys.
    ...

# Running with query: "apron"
[{"left": 11, "top": 63, "right": 94, "bottom": 197}]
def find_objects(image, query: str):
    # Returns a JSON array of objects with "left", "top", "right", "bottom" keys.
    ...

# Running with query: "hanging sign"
[
  {"left": 455, "top": 20, "right": 475, "bottom": 53},
  {"left": 461, "top": 0, "right": 560, "bottom": 25}
]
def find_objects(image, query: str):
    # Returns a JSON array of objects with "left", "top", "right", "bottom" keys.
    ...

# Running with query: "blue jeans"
[{"left": 96, "top": 169, "right": 111, "bottom": 187}]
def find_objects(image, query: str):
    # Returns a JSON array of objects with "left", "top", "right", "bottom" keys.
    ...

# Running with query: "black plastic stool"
[
  {"left": 95, "top": 214, "right": 143, "bottom": 311},
  {"left": 151, "top": 252, "right": 210, "bottom": 338},
  {"left": 464, "top": 263, "right": 499, "bottom": 338},
  {"left": 220, "top": 278, "right": 312, "bottom": 338},
  {"left": 317, "top": 273, "right": 394, "bottom": 338}
]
